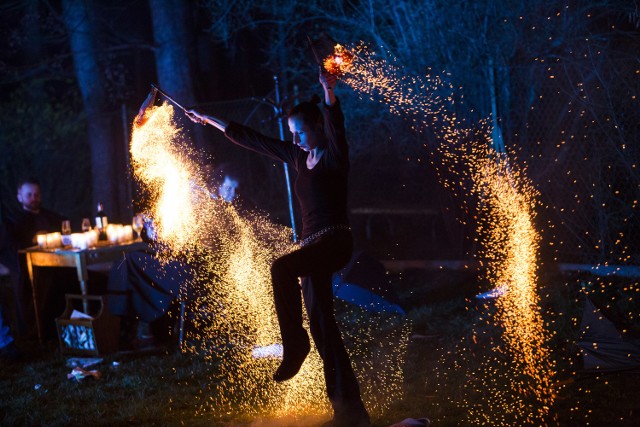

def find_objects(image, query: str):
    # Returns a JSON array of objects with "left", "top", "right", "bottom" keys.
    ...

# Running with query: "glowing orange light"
[
  {"left": 130, "top": 102, "right": 408, "bottom": 422},
  {"left": 323, "top": 44, "right": 354, "bottom": 75},
  {"left": 337, "top": 41, "right": 557, "bottom": 424}
]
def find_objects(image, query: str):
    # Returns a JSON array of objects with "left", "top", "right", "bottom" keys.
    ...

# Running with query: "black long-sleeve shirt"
[
  {"left": 224, "top": 99, "right": 349, "bottom": 239},
  {"left": 0, "top": 207, "right": 66, "bottom": 274},
  {"left": 6, "top": 208, "right": 66, "bottom": 250}
]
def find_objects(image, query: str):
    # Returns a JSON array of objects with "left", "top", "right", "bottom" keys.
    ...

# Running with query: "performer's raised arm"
[{"left": 319, "top": 67, "right": 337, "bottom": 107}]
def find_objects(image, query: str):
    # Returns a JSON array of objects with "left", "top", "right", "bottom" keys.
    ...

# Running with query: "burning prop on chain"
[
  {"left": 307, "top": 35, "right": 355, "bottom": 76},
  {"left": 134, "top": 84, "right": 219, "bottom": 199},
  {"left": 323, "top": 44, "right": 354, "bottom": 75}
]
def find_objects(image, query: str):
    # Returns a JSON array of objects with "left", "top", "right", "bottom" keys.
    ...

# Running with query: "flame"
[
  {"left": 130, "top": 103, "right": 205, "bottom": 250},
  {"left": 323, "top": 44, "right": 354, "bottom": 75}
]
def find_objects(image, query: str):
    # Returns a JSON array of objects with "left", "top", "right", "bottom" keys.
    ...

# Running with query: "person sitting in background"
[
  {"left": 1, "top": 178, "right": 69, "bottom": 339},
  {"left": 6, "top": 178, "right": 67, "bottom": 250},
  {"left": 201, "top": 162, "right": 241, "bottom": 203},
  {"left": 106, "top": 219, "right": 193, "bottom": 349},
  {"left": 107, "top": 164, "right": 242, "bottom": 349}
]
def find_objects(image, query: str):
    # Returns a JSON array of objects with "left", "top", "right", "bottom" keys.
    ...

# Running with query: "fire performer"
[{"left": 186, "top": 69, "right": 370, "bottom": 427}]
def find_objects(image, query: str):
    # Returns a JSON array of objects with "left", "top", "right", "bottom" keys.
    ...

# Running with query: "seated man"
[
  {"left": 203, "top": 162, "right": 241, "bottom": 202},
  {"left": 107, "top": 220, "right": 194, "bottom": 348},
  {"left": 107, "top": 164, "right": 242, "bottom": 348},
  {"left": 1, "top": 178, "right": 71, "bottom": 339},
  {"left": 6, "top": 178, "right": 67, "bottom": 249}
]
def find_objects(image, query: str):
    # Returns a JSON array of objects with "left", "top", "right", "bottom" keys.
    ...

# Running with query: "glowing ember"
[
  {"left": 129, "top": 102, "right": 408, "bottom": 421},
  {"left": 323, "top": 44, "right": 354, "bottom": 76},
  {"left": 337, "top": 42, "right": 557, "bottom": 424}
]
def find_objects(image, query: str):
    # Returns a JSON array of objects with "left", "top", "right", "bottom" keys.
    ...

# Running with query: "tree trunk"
[
  {"left": 148, "top": 0, "right": 205, "bottom": 151},
  {"left": 61, "top": 0, "right": 124, "bottom": 221}
]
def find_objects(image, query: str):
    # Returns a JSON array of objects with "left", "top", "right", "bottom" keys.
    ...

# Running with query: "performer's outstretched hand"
[
  {"left": 319, "top": 68, "right": 337, "bottom": 90},
  {"left": 186, "top": 108, "right": 228, "bottom": 132},
  {"left": 186, "top": 109, "right": 206, "bottom": 124}
]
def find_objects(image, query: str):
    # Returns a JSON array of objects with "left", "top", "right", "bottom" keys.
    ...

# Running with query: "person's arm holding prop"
[
  {"left": 185, "top": 109, "right": 228, "bottom": 132},
  {"left": 319, "top": 67, "right": 337, "bottom": 107}
]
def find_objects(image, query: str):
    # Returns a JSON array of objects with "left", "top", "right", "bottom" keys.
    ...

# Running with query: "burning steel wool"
[
  {"left": 323, "top": 44, "right": 354, "bottom": 76},
  {"left": 129, "top": 101, "right": 408, "bottom": 421},
  {"left": 328, "top": 42, "right": 557, "bottom": 424}
]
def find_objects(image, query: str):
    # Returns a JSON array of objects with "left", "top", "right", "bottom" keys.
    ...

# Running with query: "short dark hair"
[
  {"left": 287, "top": 94, "right": 322, "bottom": 126},
  {"left": 17, "top": 177, "right": 40, "bottom": 191}
]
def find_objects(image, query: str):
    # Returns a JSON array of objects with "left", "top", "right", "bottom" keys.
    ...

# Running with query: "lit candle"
[
  {"left": 116, "top": 224, "right": 125, "bottom": 243},
  {"left": 37, "top": 234, "right": 47, "bottom": 249},
  {"left": 78, "top": 235, "right": 88, "bottom": 250},
  {"left": 51, "top": 232, "right": 62, "bottom": 248},
  {"left": 123, "top": 225, "right": 133, "bottom": 242},
  {"left": 86, "top": 230, "right": 98, "bottom": 247},
  {"left": 107, "top": 224, "right": 119, "bottom": 244},
  {"left": 71, "top": 233, "right": 86, "bottom": 250}
]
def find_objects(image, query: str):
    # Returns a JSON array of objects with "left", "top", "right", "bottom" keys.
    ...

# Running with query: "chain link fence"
[{"left": 510, "top": 58, "right": 639, "bottom": 265}]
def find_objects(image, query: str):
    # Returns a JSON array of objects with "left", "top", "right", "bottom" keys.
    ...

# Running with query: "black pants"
[{"left": 271, "top": 229, "right": 369, "bottom": 423}]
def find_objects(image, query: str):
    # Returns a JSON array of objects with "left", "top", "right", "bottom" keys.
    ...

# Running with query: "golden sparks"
[
  {"left": 323, "top": 44, "right": 355, "bottom": 76},
  {"left": 129, "top": 102, "right": 408, "bottom": 422},
  {"left": 339, "top": 43, "right": 557, "bottom": 424}
]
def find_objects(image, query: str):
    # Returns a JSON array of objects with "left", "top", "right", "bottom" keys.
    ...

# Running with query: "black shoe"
[
  {"left": 0, "top": 342, "right": 23, "bottom": 363},
  {"left": 273, "top": 334, "right": 311, "bottom": 382}
]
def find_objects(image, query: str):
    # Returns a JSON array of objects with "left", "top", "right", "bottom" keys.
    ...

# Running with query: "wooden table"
[{"left": 20, "top": 240, "right": 147, "bottom": 341}]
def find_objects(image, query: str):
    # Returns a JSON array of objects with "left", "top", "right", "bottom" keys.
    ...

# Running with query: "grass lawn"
[{"left": 1, "top": 268, "right": 639, "bottom": 426}]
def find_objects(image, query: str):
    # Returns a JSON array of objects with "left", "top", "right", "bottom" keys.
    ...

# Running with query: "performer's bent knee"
[{"left": 271, "top": 256, "right": 294, "bottom": 283}]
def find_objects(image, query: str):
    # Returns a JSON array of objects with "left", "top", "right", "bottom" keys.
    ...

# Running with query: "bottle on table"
[
  {"left": 95, "top": 202, "right": 108, "bottom": 240},
  {"left": 61, "top": 220, "right": 72, "bottom": 246}
]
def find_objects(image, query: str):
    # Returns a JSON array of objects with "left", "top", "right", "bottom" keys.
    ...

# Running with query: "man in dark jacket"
[
  {"left": 107, "top": 166, "right": 242, "bottom": 349},
  {"left": 1, "top": 178, "right": 67, "bottom": 338}
]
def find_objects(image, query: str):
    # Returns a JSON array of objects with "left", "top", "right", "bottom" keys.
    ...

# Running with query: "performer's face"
[
  {"left": 17, "top": 183, "right": 42, "bottom": 213},
  {"left": 288, "top": 116, "right": 321, "bottom": 151}
]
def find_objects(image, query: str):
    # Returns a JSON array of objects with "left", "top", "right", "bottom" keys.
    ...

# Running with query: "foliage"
[
  {"left": 0, "top": 79, "right": 90, "bottom": 223},
  {"left": 198, "top": 0, "right": 640, "bottom": 264}
]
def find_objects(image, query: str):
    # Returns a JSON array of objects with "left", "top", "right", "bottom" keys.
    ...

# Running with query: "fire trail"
[{"left": 330, "top": 43, "right": 556, "bottom": 425}]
